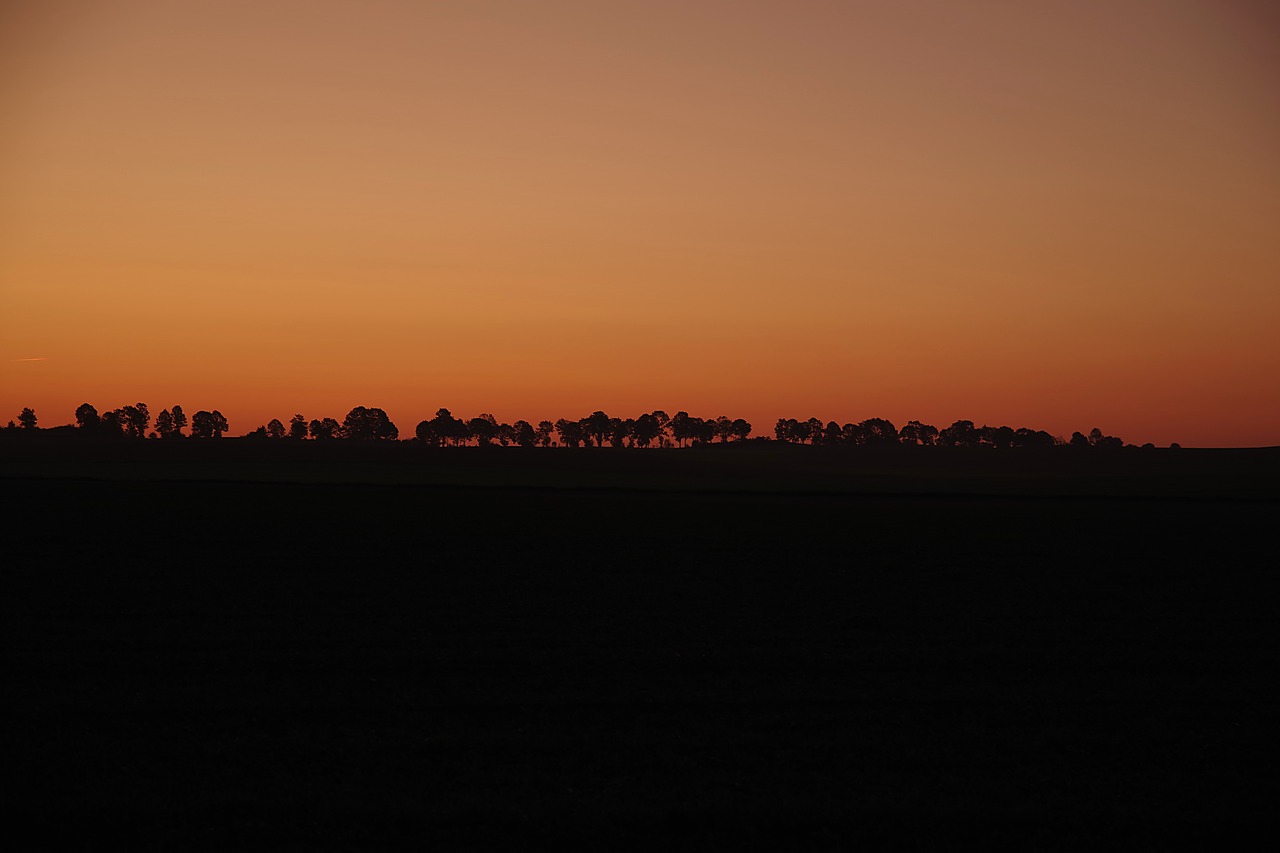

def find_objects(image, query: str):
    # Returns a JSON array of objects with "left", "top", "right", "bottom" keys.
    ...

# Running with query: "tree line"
[
  {"left": 6, "top": 403, "right": 1152, "bottom": 448},
  {"left": 412, "top": 409, "right": 751, "bottom": 448},
  {"left": 774, "top": 417, "right": 1130, "bottom": 449},
  {"left": 6, "top": 403, "right": 230, "bottom": 439}
]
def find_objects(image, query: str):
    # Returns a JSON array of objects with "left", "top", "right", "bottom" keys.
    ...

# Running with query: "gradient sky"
[{"left": 3, "top": 0, "right": 1278, "bottom": 446}]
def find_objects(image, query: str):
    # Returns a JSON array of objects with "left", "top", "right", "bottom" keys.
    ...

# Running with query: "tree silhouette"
[
  {"left": 191, "top": 410, "right": 228, "bottom": 439},
  {"left": 731, "top": 418, "right": 752, "bottom": 441},
  {"left": 979, "top": 425, "right": 1016, "bottom": 448},
  {"left": 1013, "top": 428, "right": 1056, "bottom": 448},
  {"left": 900, "top": 420, "right": 938, "bottom": 446},
  {"left": 414, "top": 418, "right": 441, "bottom": 446},
  {"left": 468, "top": 415, "right": 497, "bottom": 446},
  {"left": 75, "top": 403, "right": 99, "bottom": 431},
  {"left": 98, "top": 409, "right": 125, "bottom": 437},
  {"left": 18, "top": 407, "right": 37, "bottom": 430},
  {"left": 288, "top": 414, "right": 308, "bottom": 440},
  {"left": 694, "top": 417, "right": 716, "bottom": 445},
  {"left": 419, "top": 408, "right": 464, "bottom": 446},
  {"left": 447, "top": 413, "right": 470, "bottom": 446},
  {"left": 119, "top": 403, "right": 150, "bottom": 439},
  {"left": 793, "top": 417, "right": 814, "bottom": 445},
  {"left": 342, "top": 407, "right": 398, "bottom": 441},
  {"left": 266, "top": 418, "right": 286, "bottom": 439},
  {"left": 857, "top": 418, "right": 898, "bottom": 446},
  {"left": 513, "top": 420, "right": 537, "bottom": 448},
  {"left": 633, "top": 413, "right": 661, "bottom": 448},
  {"left": 1088, "top": 427, "right": 1123, "bottom": 449},
  {"left": 820, "top": 421, "right": 841, "bottom": 445},
  {"left": 609, "top": 417, "right": 629, "bottom": 448},
  {"left": 651, "top": 410, "right": 671, "bottom": 445},
  {"left": 581, "top": 411, "right": 611, "bottom": 447},
  {"left": 155, "top": 409, "right": 176, "bottom": 438},
  {"left": 939, "top": 420, "right": 978, "bottom": 448},
  {"left": 669, "top": 411, "right": 694, "bottom": 447},
  {"left": 554, "top": 418, "right": 584, "bottom": 447},
  {"left": 309, "top": 417, "right": 342, "bottom": 440},
  {"left": 496, "top": 421, "right": 516, "bottom": 446},
  {"left": 536, "top": 420, "right": 555, "bottom": 447}
]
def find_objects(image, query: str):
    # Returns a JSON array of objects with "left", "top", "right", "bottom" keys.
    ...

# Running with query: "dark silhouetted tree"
[
  {"left": 609, "top": 417, "right": 630, "bottom": 448},
  {"left": 419, "top": 409, "right": 456, "bottom": 445},
  {"left": 693, "top": 417, "right": 716, "bottom": 444},
  {"left": 536, "top": 420, "right": 555, "bottom": 447},
  {"left": 309, "top": 417, "right": 342, "bottom": 440},
  {"left": 266, "top": 418, "right": 285, "bottom": 439},
  {"left": 468, "top": 415, "right": 496, "bottom": 446},
  {"left": 170, "top": 405, "right": 187, "bottom": 436},
  {"left": 939, "top": 420, "right": 978, "bottom": 448},
  {"left": 422, "top": 408, "right": 464, "bottom": 446},
  {"left": 98, "top": 409, "right": 125, "bottom": 437},
  {"left": 651, "top": 410, "right": 671, "bottom": 446},
  {"left": 823, "top": 421, "right": 842, "bottom": 445},
  {"left": 669, "top": 411, "right": 695, "bottom": 446},
  {"left": 496, "top": 422, "right": 516, "bottom": 446},
  {"left": 634, "top": 413, "right": 661, "bottom": 447},
  {"left": 555, "top": 418, "right": 584, "bottom": 447},
  {"left": 18, "top": 407, "right": 37, "bottom": 430},
  {"left": 1088, "top": 427, "right": 1123, "bottom": 449},
  {"left": 731, "top": 418, "right": 752, "bottom": 441},
  {"left": 899, "top": 420, "right": 938, "bottom": 446},
  {"left": 858, "top": 418, "right": 897, "bottom": 445},
  {"left": 154, "top": 409, "right": 176, "bottom": 438},
  {"left": 513, "top": 420, "right": 537, "bottom": 447},
  {"left": 75, "top": 403, "right": 99, "bottom": 430},
  {"left": 414, "top": 418, "right": 440, "bottom": 445},
  {"left": 803, "top": 418, "right": 822, "bottom": 445},
  {"left": 980, "top": 425, "right": 1016, "bottom": 448},
  {"left": 1013, "top": 428, "right": 1055, "bottom": 448},
  {"left": 582, "top": 411, "right": 611, "bottom": 447},
  {"left": 288, "top": 414, "right": 308, "bottom": 440},
  {"left": 342, "top": 406, "right": 398, "bottom": 440},
  {"left": 191, "top": 410, "right": 228, "bottom": 439},
  {"left": 1070, "top": 431, "right": 1090, "bottom": 448},
  {"left": 120, "top": 403, "right": 150, "bottom": 438}
]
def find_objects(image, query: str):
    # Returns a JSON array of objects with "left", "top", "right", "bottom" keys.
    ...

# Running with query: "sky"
[{"left": 2, "top": 0, "right": 1278, "bottom": 446}]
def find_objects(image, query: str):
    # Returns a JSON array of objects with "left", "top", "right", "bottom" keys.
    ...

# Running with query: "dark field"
[{"left": 5, "top": 445, "right": 1278, "bottom": 848}]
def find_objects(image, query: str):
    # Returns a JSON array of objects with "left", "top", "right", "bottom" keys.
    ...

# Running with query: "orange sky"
[{"left": 3, "top": 0, "right": 1278, "bottom": 446}]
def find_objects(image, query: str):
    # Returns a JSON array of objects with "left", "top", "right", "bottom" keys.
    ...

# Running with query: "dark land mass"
[{"left": 5, "top": 443, "right": 1277, "bottom": 849}]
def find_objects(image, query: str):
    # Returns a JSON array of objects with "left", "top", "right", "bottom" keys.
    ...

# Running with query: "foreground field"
[
  {"left": 3, "top": 439, "right": 1277, "bottom": 498},
  {"left": 4, "top": 453, "right": 1276, "bottom": 847}
]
